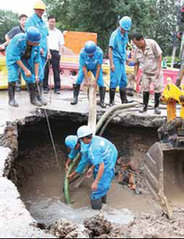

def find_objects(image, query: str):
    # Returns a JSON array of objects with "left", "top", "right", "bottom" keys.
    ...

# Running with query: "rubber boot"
[
  {"left": 99, "top": 87, "right": 106, "bottom": 108},
  {"left": 119, "top": 88, "right": 128, "bottom": 104},
  {"left": 109, "top": 88, "right": 116, "bottom": 107},
  {"left": 139, "top": 92, "right": 149, "bottom": 113},
  {"left": 8, "top": 82, "right": 19, "bottom": 107},
  {"left": 102, "top": 195, "right": 107, "bottom": 204},
  {"left": 71, "top": 84, "right": 80, "bottom": 105},
  {"left": 36, "top": 82, "right": 47, "bottom": 106},
  {"left": 91, "top": 198, "right": 102, "bottom": 210},
  {"left": 154, "top": 92, "right": 161, "bottom": 115},
  {"left": 27, "top": 83, "right": 42, "bottom": 107}
]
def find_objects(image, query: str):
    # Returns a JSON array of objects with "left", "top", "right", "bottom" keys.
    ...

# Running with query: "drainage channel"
[{"left": 6, "top": 112, "right": 162, "bottom": 229}]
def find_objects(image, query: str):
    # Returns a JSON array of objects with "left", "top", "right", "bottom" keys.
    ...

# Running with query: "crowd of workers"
[{"left": 0, "top": 0, "right": 164, "bottom": 209}]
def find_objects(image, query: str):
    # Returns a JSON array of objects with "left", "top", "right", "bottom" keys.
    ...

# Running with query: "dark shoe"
[
  {"left": 71, "top": 84, "right": 80, "bottom": 105},
  {"left": 91, "top": 198, "right": 102, "bottom": 210},
  {"left": 36, "top": 82, "right": 47, "bottom": 106},
  {"left": 28, "top": 83, "right": 42, "bottom": 107},
  {"left": 8, "top": 82, "right": 19, "bottom": 107},
  {"left": 109, "top": 88, "right": 116, "bottom": 106},
  {"left": 154, "top": 93, "right": 161, "bottom": 115},
  {"left": 119, "top": 88, "right": 128, "bottom": 104},
  {"left": 99, "top": 87, "right": 106, "bottom": 108},
  {"left": 101, "top": 195, "right": 107, "bottom": 204},
  {"left": 43, "top": 88, "right": 49, "bottom": 94},
  {"left": 139, "top": 91, "right": 149, "bottom": 113}
]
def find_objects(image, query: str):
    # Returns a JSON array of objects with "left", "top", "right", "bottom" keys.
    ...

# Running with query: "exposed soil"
[{"left": 10, "top": 117, "right": 163, "bottom": 229}]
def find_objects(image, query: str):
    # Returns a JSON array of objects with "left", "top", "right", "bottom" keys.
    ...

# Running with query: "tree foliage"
[
  {"left": 45, "top": 0, "right": 177, "bottom": 55},
  {"left": 0, "top": 10, "right": 19, "bottom": 43}
]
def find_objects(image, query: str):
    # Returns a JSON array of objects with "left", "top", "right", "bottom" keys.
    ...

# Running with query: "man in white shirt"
[{"left": 43, "top": 15, "right": 65, "bottom": 94}]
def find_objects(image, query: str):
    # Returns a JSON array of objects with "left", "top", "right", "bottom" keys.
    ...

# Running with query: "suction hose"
[{"left": 64, "top": 102, "right": 139, "bottom": 204}]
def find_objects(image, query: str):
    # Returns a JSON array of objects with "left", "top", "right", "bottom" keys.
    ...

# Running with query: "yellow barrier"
[
  {"left": 0, "top": 55, "right": 134, "bottom": 90},
  {"left": 0, "top": 57, "right": 8, "bottom": 89}
]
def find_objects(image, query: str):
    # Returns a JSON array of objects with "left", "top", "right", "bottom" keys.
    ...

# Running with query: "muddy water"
[
  {"left": 164, "top": 151, "right": 184, "bottom": 207},
  {"left": 15, "top": 119, "right": 161, "bottom": 225}
]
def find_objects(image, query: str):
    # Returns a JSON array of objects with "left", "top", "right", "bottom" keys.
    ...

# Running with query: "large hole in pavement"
[{"left": 9, "top": 114, "right": 161, "bottom": 226}]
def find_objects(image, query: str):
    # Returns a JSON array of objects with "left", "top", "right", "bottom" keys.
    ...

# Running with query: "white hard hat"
[{"left": 77, "top": 125, "right": 93, "bottom": 139}]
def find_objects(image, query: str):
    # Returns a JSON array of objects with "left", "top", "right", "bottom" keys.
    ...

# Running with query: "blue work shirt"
[
  {"left": 109, "top": 28, "right": 128, "bottom": 63},
  {"left": 68, "top": 147, "right": 89, "bottom": 174},
  {"left": 25, "top": 13, "right": 49, "bottom": 57},
  {"left": 79, "top": 46, "right": 103, "bottom": 71},
  {"left": 6, "top": 33, "right": 40, "bottom": 69},
  {"left": 80, "top": 136, "right": 117, "bottom": 173}
]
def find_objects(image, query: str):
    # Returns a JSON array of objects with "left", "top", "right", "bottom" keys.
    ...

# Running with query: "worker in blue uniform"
[
  {"left": 25, "top": 0, "right": 50, "bottom": 106},
  {"left": 68, "top": 125, "right": 118, "bottom": 210},
  {"left": 6, "top": 27, "right": 42, "bottom": 107},
  {"left": 65, "top": 135, "right": 89, "bottom": 175},
  {"left": 108, "top": 16, "right": 132, "bottom": 106},
  {"left": 71, "top": 41, "right": 106, "bottom": 108}
]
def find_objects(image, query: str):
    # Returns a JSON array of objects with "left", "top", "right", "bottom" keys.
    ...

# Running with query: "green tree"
[
  {"left": 45, "top": 0, "right": 177, "bottom": 55},
  {"left": 0, "top": 10, "right": 19, "bottom": 43}
]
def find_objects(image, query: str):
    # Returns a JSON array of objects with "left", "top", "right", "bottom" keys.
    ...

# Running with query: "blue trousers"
[
  {"left": 110, "top": 58, "right": 127, "bottom": 89},
  {"left": 76, "top": 67, "right": 104, "bottom": 87},
  {"left": 91, "top": 147, "right": 118, "bottom": 200},
  {"left": 7, "top": 63, "right": 35, "bottom": 83}
]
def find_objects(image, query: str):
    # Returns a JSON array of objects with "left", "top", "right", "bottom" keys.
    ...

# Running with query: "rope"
[{"left": 36, "top": 58, "right": 62, "bottom": 174}]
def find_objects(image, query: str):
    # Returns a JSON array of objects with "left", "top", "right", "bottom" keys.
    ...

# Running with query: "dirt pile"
[
  {"left": 49, "top": 218, "right": 91, "bottom": 238},
  {"left": 84, "top": 213, "right": 112, "bottom": 238},
  {"left": 48, "top": 208, "right": 184, "bottom": 238}
]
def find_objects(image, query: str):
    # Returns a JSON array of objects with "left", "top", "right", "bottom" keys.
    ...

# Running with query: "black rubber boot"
[
  {"left": 91, "top": 198, "right": 102, "bottom": 210},
  {"left": 119, "top": 88, "right": 128, "bottom": 104},
  {"left": 71, "top": 84, "right": 80, "bottom": 105},
  {"left": 154, "top": 92, "right": 161, "bottom": 115},
  {"left": 8, "top": 82, "right": 19, "bottom": 107},
  {"left": 139, "top": 91, "right": 149, "bottom": 113},
  {"left": 36, "top": 82, "right": 47, "bottom": 106},
  {"left": 102, "top": 195, "right": 107, "bottom": 204},
  {"left": 109, "top": 88, "right": 116, "bottom": 107},
  {"left": 27, "top": 83, "right": 42, "bottom": 107},
  {"left": 99, "top": 87, "right": 106, "bottom": 108}
]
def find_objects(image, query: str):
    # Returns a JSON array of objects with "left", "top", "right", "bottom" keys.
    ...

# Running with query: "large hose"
[
  {"left": 64, "top": 100, "right": 139, "bottom": 204},
  {"left": 96, "top": 102, "right": 139, "bottom": 133}
]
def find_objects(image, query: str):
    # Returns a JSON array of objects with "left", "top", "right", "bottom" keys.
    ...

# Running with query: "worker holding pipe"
[
  {"left": 25, "top": 0, "right": 50, "bottom": 106},
  {"left": 108, "top": 16, "right": 132, "bottom": 106},
  {"left": 68, "top": 126, "right": 118, "bottom": 210},
  {"left": 65, "top": 135, "right": 89, "bottom": 174},
  {"left": 71, "top": 41, "right": 106, "bottom": 108},
  {"left": 6, "top": 27, "right": 42, "bottom": 107}
]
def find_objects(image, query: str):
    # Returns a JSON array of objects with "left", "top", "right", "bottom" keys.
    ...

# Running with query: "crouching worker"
[
  {"left": 65, "top": 135, "right": 88, "bottom": 174},
  {"left": 71, "top": 41, "right": 106, "bottom": 108},
  {"left": 68, "top": 125, "right": 118, "bottom": 210},
  {"left": 6, "top": 26, "right": 42, "bottom": 107}
]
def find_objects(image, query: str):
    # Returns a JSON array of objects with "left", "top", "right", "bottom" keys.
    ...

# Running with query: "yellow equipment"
[
  {"left": 33, "top": 1, "right": 46, "bottom": 10},
  {"left": 161, "top": 83, "right": 184, "bottom": 122}
]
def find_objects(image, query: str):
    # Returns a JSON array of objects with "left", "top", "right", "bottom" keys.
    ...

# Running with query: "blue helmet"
[
  {"left": 65, "top": 135, "right": 78, "bottom": 150},
  {"left": 84, "top": 41, "right": 97, "bottom": 55},
  {"left": 26, "top": 27, "right": 41, "bottom": 43},
  {"left": 119, "top": 16, "right": 132, "bottom": 31},
  {"left": 77, "top": 125, "right": 93, "bottom": 139}
]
